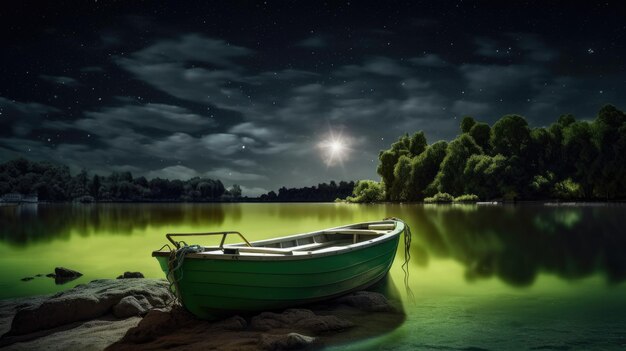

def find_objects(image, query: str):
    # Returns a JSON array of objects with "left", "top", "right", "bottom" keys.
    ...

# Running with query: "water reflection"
[
  {"left": 0, "top": 204, "right": 234, "bottom": 245},
  {"left": 1, "top": 203, "right": 625, "bottom": 290},
  {"left": 403, "top": 204, "right": 626, "bottom": 287}
]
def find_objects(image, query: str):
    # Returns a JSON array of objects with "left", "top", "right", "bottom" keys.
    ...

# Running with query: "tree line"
[
  {"left": 259, "top": 181, "right": 355, "bottom": 202},
  {"left": 0, "top": 158, "right": 238, "bottom": 202},
  {"left": 349, "top": 104, "right": 626, "bottom": 202}
]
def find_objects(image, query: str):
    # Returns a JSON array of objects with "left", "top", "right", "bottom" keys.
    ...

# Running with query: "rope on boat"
[
  {"left": 385, "top": 217, "right": 416, "bottom": 303},
  {"left": 165, "top": 244, "right": 204, "bottom": 304}
]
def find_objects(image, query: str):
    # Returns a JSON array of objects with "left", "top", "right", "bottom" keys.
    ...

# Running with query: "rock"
[
  {"left": 45, "top": 273, "right": 56, "bottom": 278},
  {"left": 52, "top": 267, "right": 83, "bottom": 285},
  {"left": 251, "top": 308, "right": 354, "bottom": 333},
  {"left": 20, "top": 277, "right": 34, "bottom": 282},
  {"left": 55, "top": 267, "right": 82, "bottom": 278},
  {"left": 113, "top": 296, "right": 152, "bottom": 318},
  {"left": 106, "top": 290, "right": 404, "bottom": 351},
  {"left": 4, "top": 279, "right": 172, "bottom": 336},
  {"left": 116, "top": 272, "right": 144, "bottom": 279},
  {"left": 336, "top": 291, "right": 394, "bottom": 312},
  {"left": 115, "top": 306, "right": 196, "bottom": 345},
  {"left": 212, "top": 315, "right": 247, "bottom": 331},
  {"left": 258, "top": 332, "right": 316, "bottom": 350}
]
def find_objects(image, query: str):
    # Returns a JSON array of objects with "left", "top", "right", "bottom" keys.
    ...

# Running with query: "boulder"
[
  {"left": 258, "top": 332, "right": 316, "bottom": 350},
  {"left": 212, "top": 315, "right": 247, "bottom": 331},
  {"left": 250, "top": 309, "right": 354, "bottom": 333},
  {"left": 106, "top": 291, "right": 404, "bottom": 351},
  {"left": 336, "top": 291, "right": 395, "bottom": 312},
  {"left": 54, "top": 267, "right": 82, "bottom": 278},
  {"left": 53, "top": 267, "right": 83, "bottom": 285},
  {"left": 113, "top": 296, "right": 152, "bottom": 318},
  {"left": 4, "top": 279, "right": 171, "bottom": 336},
  {"left": 116, "top": 272, "right": 144, "bottom": 279}
]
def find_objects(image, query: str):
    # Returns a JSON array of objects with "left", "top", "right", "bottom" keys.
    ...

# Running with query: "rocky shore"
[{"left": 0, "top": 278, "right": 404, "bottom": 350}]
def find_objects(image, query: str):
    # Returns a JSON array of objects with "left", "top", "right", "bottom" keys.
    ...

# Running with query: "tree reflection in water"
[
  {"left": 400, "top": 204, "right": 626, "bottom": 287},
  {"left": 1, "top": 203, "right": 625, "bottom": 288},
  {"left": 0, "top": 204, "right": 233, "bottom": 245}
]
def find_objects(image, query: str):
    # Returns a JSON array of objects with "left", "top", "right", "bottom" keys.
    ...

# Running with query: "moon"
[{"left": 318, "top": 131, "right": 351, "bottom": 167}]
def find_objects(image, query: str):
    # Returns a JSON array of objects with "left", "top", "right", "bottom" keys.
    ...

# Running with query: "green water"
[{"left": 1, "top": 203, "right": 625, "bottom": 349}]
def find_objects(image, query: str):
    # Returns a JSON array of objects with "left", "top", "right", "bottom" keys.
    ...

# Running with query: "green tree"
[
  {"left": 434, "top": 134, "right": 483, "bottom": 196},
  {"left": 71, "top": 169, "right": 89, "bottom": 199},
  {"left": 410, "top": 141, "right": 448, "bottom": 199},
  {"left": 469, "top": 122, "right": 491, "bottom": 152},
  {"left": 89, "top": 175, "right": 101, "bottom": 199},
  {"left": 592, "top": 105, "right": 626, "bottom": 198},
  {"left": 462, "top": 154, "right": 507, "bottom": 200},
  {"left": 461, "top": 116, "right": 476, "bottom": 134},
  {"left": 408, "top": 131, "right": 427, "bottom": 156},
  {"left": 562, "top": 121, "right": 598, "bottom": 197},
  {"left": 390, "top": 155, "right": 412, "bottom": 201},
  {"left": 528, "top": 128, "right": 559, "bottom": 176},
  {"left": 377, "top": 134, "right": 410, "bottom": 199},
  {"left": 490, "top": 114, "right": 531, "bottom": 157}
]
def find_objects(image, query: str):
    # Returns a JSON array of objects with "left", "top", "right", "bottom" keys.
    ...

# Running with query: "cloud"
[
  {"left": 409, "top": 54, "right": 448, "bottom": 67},
  {"left": 459, "top": 64, "right": 544, "bottom": 94},
  {"left": 229, "top": 122, "right": 276, "bottom": 140},
  {"left": 46, "top": 103, "right": 217, "bottom": 138},
  {"left": 451, "top": 100, "right": 491, "bottom": 117},
  {"left": 204, "top": 168, "right": 267, "bottom": 181},
  {"left": 296, "top": 35, "right": 327, "bottom": 48},
  {"left": 200, "top": 133, "right": 254, "bottom": 156},
  {"left": 473, "top": 33, "right": 558, "bottom": 62},
  {"left": 248, "top": 69, "right": 318, "bottom": 84},
  {"left": 40, "top": 75, "right": 81, "bottom": 87},
  {"left": 0, "top": 97, "right": 60, "bottom": 136},
  {"left": 474, "top": 37, "right": 511, "bottom": 58},
  {"left": 513, "top": 33, "right": 558, "bottom": 62},
  {"left": 86, "top": 103, "right": 216, "bottom": 133},
  {"left": 337, "top": 57, "right": 411, "bottom": 77},
  {"left": 146, "top": 165, "right": 199, "bottom": 180},
  {"left": 232, "top": 159, "right": 257, "bottom": 167},
  {"left": 129, "top": 33, "right": 253, "bottom": 67}
]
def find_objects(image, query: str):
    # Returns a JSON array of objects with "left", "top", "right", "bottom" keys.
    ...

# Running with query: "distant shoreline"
[{"left": 2, "top": 199, "right": 625, "bottom": 205}]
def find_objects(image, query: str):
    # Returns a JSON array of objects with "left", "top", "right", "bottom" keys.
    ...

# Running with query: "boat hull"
[{"left": 155, "top": 232, "right": 401, "bottom": 319}]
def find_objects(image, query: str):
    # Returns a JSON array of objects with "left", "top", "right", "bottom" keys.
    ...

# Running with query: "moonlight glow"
[{"left": 319, "top": 131, "right": 351, "bottom": 167}]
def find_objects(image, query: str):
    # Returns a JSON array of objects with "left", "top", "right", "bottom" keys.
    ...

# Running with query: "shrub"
[
  {"left": 453, "top": 194, "right": 479, "bottom": 203},
  {"left": 424, "top": 192, "right": 454, "bottom": 203},
  {"left": 345, "top": 180, "right": 385, "bottom": 203},
  {"left": 552, "top": 178, "right": 583, "bottom": 200}
]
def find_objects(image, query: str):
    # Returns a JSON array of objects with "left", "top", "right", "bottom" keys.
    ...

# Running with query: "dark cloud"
[
  {"left": 409, "top": 54, "right": 449, "bottom": 67},
  {"left": 296, "top": 35, "right": 327, "bottom": 48},
  {"left": 39, "top": 75, "right": 81, "bottom": 87},
  {"left": 0, "top": 97, "right": 60, "bottom": 137}
]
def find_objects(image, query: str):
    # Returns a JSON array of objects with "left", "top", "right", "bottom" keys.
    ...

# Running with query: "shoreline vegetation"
[
  {"left": 345, "top": 104, "right": 626, "bottom": 203},
  {"left": 1, "top": 105, "right": 625, "bottom": 204},
  {"left": 0, "top": 158, "right": 354, "bottom": 203}
]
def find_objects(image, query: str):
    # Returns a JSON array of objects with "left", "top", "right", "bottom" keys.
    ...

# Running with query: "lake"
[{"left": 1, "top": 203, "right": 625, "bottom": 349}]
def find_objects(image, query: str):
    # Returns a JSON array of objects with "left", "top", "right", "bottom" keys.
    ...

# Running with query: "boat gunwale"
[{"left": 152, "top": 220, "right": 404, "bottom": 261}]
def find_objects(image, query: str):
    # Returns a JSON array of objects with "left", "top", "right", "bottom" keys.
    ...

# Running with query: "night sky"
[{"left": 1, "top": 2, "right": 624, "bottom": 196}]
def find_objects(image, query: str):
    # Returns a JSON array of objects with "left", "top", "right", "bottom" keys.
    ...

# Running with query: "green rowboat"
[{"left": 152, "top": 219, "right": 406, "bottom": 319}]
